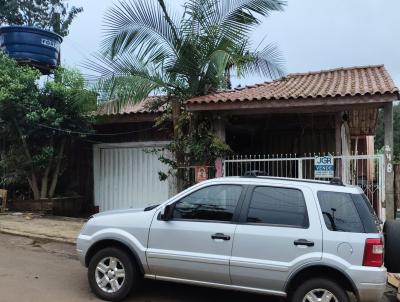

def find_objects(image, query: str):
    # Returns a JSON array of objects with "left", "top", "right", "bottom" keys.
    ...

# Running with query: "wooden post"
[
  {"left": 335, "top": 113, "right": 342, "bottom": 177},
  {"left": 395, "top": 164, "right": 400, "bottom": 216},
  {"left": 214, "top": 116, "right": 226, "bottom": 143},
  {"left": 384, "top": 102, "right": 395, "bottom": 220}
]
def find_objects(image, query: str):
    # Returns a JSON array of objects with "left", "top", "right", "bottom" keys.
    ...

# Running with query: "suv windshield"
[{"left": 317, "top": 191, "right": 379, "bottom": 233}]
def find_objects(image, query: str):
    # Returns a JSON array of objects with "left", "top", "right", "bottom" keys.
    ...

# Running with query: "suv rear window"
[
  {"left": 247, "top": 186, "right": 309, "bottom": 228},
  {"left": 317, "top": 191, "right": 379, "bottom": 233}
]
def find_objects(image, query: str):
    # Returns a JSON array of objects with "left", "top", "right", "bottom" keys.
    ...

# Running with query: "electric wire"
[{"left": 35, "top": 123, "right": 156, "bottom": 136}]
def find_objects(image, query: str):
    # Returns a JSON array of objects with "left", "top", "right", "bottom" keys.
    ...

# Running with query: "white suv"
[{"left": 77, "top": 176, "right": 400, "bottom": 302}]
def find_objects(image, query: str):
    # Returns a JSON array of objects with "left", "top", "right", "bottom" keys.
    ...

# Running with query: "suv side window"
[
  {"left": 317, "top": 191, "right": 364, "bottom": 233},
  {"left": 246, "top": 186, "right": 309, "bottom": 228},
  {"left": 173, "top": 185, "right": 243, "bottom": 222}
]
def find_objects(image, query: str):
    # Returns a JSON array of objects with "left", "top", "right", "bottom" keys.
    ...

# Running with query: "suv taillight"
[{"left": 363, "top": 238, "right": 384, "bottom": 267}]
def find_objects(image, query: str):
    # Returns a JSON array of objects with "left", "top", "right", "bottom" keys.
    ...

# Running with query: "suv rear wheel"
[
  {"left": 290, "top": 278, "right": 350, "bottom": 302},
  {"left": 384, "top": 220, "right": 400, "bottom": 273},
  {"left": 88, "top": 247, "right": 139, "bottom": 301}
]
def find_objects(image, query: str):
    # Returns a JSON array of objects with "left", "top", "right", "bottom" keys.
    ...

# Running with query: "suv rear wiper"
[{"left": 323, "top": 211, "right": 338, "bottom": 231}]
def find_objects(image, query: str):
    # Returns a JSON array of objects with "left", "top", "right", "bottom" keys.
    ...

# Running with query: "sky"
[{"left": 62, "top": 0, "right": 400, "bottom": 88}]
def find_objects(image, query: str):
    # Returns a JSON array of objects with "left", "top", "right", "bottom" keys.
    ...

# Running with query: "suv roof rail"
[
  {"left": 329, "top": 177, "right": 344, "bottom": 186},
  {"left": 243, "top": 170, "right": 268, "bottom": 177}
]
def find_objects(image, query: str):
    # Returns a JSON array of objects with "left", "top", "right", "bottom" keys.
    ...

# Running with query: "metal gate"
[
  {"left": 223, "top": 154, "right": 385, "bottom": 219},
  {"left": 93, "top": 142, "right": 170, "bottom": 212}
]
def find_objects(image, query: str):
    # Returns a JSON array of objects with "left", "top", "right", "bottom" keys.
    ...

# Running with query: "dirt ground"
[
  {"left": 0, "top": 233, "right": 283, "bottom": 302},
  {"left": 0, "top": 213, "right": 84, "bottom": 243},
  {"left": 0, "top": 233, "right": 397, "bottom": 302}
]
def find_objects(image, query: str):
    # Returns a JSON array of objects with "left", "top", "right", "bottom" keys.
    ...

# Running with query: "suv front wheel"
[
  {"left": 88, "top": 247, "right": 139, "bottom": 301},
  {"left": 290, "top": 278, "right": 350, "bottom": 302}
]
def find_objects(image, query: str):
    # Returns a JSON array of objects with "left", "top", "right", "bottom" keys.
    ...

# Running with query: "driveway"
[{"left": 0, "top": 233, "right": 396, "bottom": 302}]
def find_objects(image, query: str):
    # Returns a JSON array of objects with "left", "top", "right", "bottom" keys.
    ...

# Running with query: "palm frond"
[
  {"left": 217, "top": 0, "right": 286, "bottom": 28},
  {"left": 205, "top": 49, "right": 232, "bottom": 86},
  {"left": 89, "top": 0, "right": 287, "bottom": 105},
  {"left": 184, "top": 0, "right": 285, "bottom": 43},
  {"left": 235, "top": 42, "right": 286, "bottom": 79},
  {"left": 101, "top": 0, "right": 180, "bottom": 65},
  {"left": 84, "top": 52, "right": 177, "bottom": 110}
]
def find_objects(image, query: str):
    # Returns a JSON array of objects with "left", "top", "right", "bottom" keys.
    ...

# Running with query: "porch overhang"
[
  {"left": 186, "top": 93, "right": 397, "bottom": 115},
  {"left": 95, "top": 96, "right": 167, "bottom": 125},
  {"left": 186, "top": 65, "right": 399, "bottom": 114}
]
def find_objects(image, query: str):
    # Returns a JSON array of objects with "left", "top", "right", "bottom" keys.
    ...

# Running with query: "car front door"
[
  {"left": 147, "top": 184, "right": 245, "bottom": 284},
  {"left": 230, "top": 184, "right": 323, "bottom": 294}
]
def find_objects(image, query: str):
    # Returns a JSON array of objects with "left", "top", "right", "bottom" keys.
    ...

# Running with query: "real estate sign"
[{"left": 314, "top": 156, "right": 334, "bottom": 178}]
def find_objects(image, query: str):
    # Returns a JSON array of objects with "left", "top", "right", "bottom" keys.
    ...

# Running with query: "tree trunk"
[
  {"left": 40, "top": 165, "right": 51, "bottom": 199},
  {"left": 225, "top": 68, "right": 232, "bottom": 90},
  {"left": 171, "top": 98, "right": 185, "bottom": 191},
  {"left": 49, "top": 138, "right": 66, "bottom": 198},
  {"left": 13, "top": 119, "right": 40, "bottom": 200},
  {"left": 40, "top": 137, "right": 54, "bottom": 199},
  {"left": 28, "top": 173, "right": 40, "bottom": 200}
]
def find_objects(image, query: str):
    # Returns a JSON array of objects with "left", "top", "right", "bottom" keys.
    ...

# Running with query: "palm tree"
[{"left": 88, "top": 0, "right": 286, "bottom": 187}]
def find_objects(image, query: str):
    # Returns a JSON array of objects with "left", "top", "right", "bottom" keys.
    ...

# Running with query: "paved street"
[{"left": 0, "top": 233, "right": 397, "bottom": 302}]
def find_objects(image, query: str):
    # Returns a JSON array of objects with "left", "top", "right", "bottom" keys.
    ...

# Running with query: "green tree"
[
  {"left": 0, "top": 53, "right": 95, "bottom": 199},
  {"left": 90, "top": 0, "right": 286, "bottom": 188},
  {"left": 0, "top": 0, "right": 83, "bottom": 36}
]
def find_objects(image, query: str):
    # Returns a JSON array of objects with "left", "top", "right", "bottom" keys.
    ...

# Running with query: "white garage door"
[{"left": 93, "top": 142, "right": 170, "bottom": 212}]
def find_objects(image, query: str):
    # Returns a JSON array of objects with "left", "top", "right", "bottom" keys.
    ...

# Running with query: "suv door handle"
[
  {"left": 294, "top": 239, "right": 314, "bottom": 247},
  {"left": 211, "top": 233, "right": 231, "bottom": 241}
]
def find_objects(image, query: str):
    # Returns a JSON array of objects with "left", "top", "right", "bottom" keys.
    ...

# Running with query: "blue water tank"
[{"left": 0, "top": 26, "right": 63, "bottom": 73}]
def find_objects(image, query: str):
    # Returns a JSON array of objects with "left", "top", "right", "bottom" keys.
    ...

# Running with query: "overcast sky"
[{"left": 62, "top": 0, "right": 400, "bottom": 88}]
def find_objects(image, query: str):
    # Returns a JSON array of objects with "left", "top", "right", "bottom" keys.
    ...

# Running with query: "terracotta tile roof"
[
  {"left": 187, "top": 65, "right": 399, "bottom": 105},
  {"left": 96, "top": 96, "right": 167, "bottom": 116}
]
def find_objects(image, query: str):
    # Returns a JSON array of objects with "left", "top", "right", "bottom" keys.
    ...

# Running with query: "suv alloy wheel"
[
  {"left": 291, "top": 278, "right": 350, "bottom": 302},
  {"left": 88, "top": 247, "right": 139, "bottom": 301}
]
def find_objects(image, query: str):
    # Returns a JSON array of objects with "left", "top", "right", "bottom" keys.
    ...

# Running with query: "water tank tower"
[{"left": 0, "top": 26, "right": 63, "bottom": 74}]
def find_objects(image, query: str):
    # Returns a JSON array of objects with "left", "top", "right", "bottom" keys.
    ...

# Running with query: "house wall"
[
  {"left": 226, "top": 114, "right": 336, "bottom": 156},
  {"left": 65, "top": 120, "right": 171, "bottom": 214},
  {"left": 94, "top": 121, "right": 171, "bottom": 144}
]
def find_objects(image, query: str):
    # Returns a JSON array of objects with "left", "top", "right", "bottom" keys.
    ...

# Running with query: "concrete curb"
[{"left": 0, "top": 229, "right": 76, "bottom": 245}]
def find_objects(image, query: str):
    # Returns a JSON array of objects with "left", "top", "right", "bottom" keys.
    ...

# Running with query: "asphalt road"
[{"left": 0, "top": 233, "right": 397, "bottom": 302}]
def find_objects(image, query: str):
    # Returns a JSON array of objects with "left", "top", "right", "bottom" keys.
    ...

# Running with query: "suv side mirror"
[{"left": 160, "top": 204, "right": 173, "bottom": 221}]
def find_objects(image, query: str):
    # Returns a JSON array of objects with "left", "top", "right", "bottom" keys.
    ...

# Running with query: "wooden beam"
[
  {"left": 384, "top": 102, "right": 395, "bottom": 220},
  {"left": 186, "top": 94, "right": 396, "bottom": 113}
]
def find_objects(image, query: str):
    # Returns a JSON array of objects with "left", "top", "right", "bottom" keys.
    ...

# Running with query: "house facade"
[{"left": 82, "top": 65, "right": 398, "bottom": 218}]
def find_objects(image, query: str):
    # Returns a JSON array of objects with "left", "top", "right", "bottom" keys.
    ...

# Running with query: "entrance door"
[
  {"left": 147, "top": 184, "right": 244, "bottom": 284},
  {"left": 230, "top": 184, "right": 323, "bottom": 293}
]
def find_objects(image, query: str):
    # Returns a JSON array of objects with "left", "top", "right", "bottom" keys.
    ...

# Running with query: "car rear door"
[
  {"left": 230, "top": 184, "right": 323, "bottom": 294},
  {"left": 147, "top": 183, "right": 245, "bottom": 284}
]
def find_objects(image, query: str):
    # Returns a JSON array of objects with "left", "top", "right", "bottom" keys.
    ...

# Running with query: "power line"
[{"left": 36, "top": 123, "right": 156, "bottom": 136}]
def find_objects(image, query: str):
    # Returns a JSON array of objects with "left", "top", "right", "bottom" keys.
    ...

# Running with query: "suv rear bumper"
[
  {"left": 358, "top": 282, "right": 386, "bottom": 302},
  {"left": 347, "top": 266, "right": 387, "bottom": 302}
]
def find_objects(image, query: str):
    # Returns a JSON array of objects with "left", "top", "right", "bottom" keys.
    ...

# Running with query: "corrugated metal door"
[{"left": 93, "top": 143, "right": 169, "bottom": 212}]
